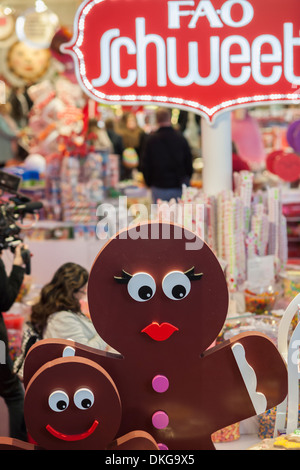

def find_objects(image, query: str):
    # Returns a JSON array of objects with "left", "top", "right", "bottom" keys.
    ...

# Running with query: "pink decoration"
[
  {"left": 158, "top": 443, "right": 169, "bottom": 450},
  {"left": 232, "top": 113, "right": 265, "bottom": 165},
  {"left": 152, "top": 375, "right": 169, "bottom": 393},
  {"left": 152, "top": 411, "right": 169, "bottom": 430},
  {"left": 287, "top": 120, "right": 300, "bottom": 154}
]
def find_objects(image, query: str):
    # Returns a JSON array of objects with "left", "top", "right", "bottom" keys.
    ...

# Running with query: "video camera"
[{"left": 0, "top": 170, "right": 43, "bottom": 275}]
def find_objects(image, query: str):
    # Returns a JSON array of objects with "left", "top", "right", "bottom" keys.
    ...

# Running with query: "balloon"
[
  {"left": 266, "top": 150, "right": 282, "bottom": 173},
  {"left": 286, "top": 120, "right": 300, "bottom": 154},
  {"left": 272, "top": 152, "right": 300, "bottom": 182},
  {"left": 24, "top": 154, "right": 46, "bottom": 173}
]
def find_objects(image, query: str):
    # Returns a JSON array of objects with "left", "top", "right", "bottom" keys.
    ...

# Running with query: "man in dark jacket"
[
  {"left": 0, "top": 244, "right": 27, "bottom": 440},
  {"left": 141, "top": 108, "right": 193, "bottom": 202}
]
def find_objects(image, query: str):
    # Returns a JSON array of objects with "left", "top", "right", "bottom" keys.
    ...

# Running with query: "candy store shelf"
[{"left": 215, "top": 434, "right": 260, "bottom": 450}]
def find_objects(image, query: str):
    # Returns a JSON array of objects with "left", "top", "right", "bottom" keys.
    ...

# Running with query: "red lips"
[{"left": 141, "top": 322, "right": 178, "bottom": 341}]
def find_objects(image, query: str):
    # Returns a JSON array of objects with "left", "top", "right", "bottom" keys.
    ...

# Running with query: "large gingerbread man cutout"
[{"left": 26, "top": 222, "right": 287, "bottom": 450}]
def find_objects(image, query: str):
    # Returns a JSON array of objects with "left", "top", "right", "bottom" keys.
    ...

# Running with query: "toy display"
[
  {"left": 25, "top": 222, "right": 288, "bottom": 450},
  {"left": 0, "top": 341, "right": 158, "bottom": 450},
  {"left": 26, "top": 79, "right": 85, "bottom": 157},
  {"left": 7, "top": 41, "right": 51, "bottom": 84}
]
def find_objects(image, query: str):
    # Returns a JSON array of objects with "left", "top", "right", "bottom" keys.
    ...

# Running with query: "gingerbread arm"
[
  {"left": 231, "top": 342, "right": 267, "bottom": 415},
  {"left": 108, "top": 431, "right": 159, "bottom": 450},
  {"left": 201, "top": 331, "right": 288, "bottom": 432},
  {"left": 0, "top": 437, "right": 37, "bottom": 450},
  {"left": 229, "top": 332, "right": 288, "bottom": 410}
]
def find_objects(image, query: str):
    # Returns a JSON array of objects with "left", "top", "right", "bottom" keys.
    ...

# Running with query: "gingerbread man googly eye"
[
  {"left": 74, "top": 388, "right": 95, "bottom": 410},
  {"left": 162, "top": 268, "right": 203, "bottom": 300},
  {"left": 127, "top": 273, "right": 156, "bottom": 302},
  {"left": 162, "top": 271, "right": 191, "bottom": 300},
  {"left": 48, "top": 390, "right": 69, "bottom": 412}
]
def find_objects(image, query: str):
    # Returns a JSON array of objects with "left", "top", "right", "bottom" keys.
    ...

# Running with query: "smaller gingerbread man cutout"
[{"left": 0, "top": 341, "right": 158, "bottom": 451}]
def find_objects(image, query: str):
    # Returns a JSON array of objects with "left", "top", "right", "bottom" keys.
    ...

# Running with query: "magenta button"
[
  {"left": 152, "top": 375, "right": 169, "bottom": 393},
  {"left": 158, "top": 443, "right": 169, "bottom": 450},
  {"left": 152, "top": 411, "right": 169, "bottom": 429}
]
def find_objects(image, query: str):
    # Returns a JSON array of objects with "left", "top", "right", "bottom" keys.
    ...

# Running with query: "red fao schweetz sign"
[{"left": 62, "top": 0, "right": 300, "bottom": 122}]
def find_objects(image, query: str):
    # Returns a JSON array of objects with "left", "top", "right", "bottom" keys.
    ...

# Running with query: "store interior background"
[
  {"left": 5, "top": 0, "right": 81, "bottom": 27},
  {"left": 0, "top": 0, "right": 299, "bottom": 450}
]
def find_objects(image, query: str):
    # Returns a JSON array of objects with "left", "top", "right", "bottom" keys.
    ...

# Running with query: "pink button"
[
  {"left": 158, "top": 443, "right": 169, "bottom": 450},
  {"left": 152, "top": 411, "right": 169, "bottom": 429},
  {"left": 152, "top": 375, "right": 169, "bottom": 393}
]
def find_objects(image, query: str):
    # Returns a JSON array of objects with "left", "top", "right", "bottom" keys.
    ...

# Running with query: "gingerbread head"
[
  {"left": 24, "top": 345, "right": 121, "bottom": 450},
  {"left": 88, "top": 222, "right": 228, "bottom": 357},
  {"left": 20, "top": 340, "right": 158, "bottom": 450}
]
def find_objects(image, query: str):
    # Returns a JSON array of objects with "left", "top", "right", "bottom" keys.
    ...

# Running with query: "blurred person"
[
  {"left": 105, "top": 118, "right": 124, "bottom": 184},
  {"left": 0, "top": 244, "right": 27, "bottom": 440},
  {"left": 0, "top": 103, "right": 19, "bottom": 168},
  {"left": 8, "top": 87, "right": 33, "bottom": 129},
  {"left": 141, "top": 108, "right": 193, "bottom": 202},
  {"left": 119, "top": 112, "right": 146, "bottom": 179},
  {"left": 120, "top": 112, "right": 145, "bottom": 152},
  {"left": 105, "top": 118, "right": 124, "bottom": 157},
  {"left": 30, "top": 263, "right": 116, "bottom": 353},
  {"left": 87, "top": 118, "right": 112, "bottom": 152}
]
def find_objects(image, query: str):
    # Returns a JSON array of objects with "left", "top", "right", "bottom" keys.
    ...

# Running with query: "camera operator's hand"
[
  {"left": 0, "top": 243, "right": 27, "bottom": 313},
  {"left": 13, "top": 243, "right": 27, "bottom": 267}
]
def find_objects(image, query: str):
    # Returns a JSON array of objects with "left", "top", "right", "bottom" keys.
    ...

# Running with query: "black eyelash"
[
  {"left": 114, "top": 270, "right": 133, "bottom": 284},
  {"left": 184, "top": 267, "right": 203, "bottom": 281},
  {"left": 114, "top": 268, "right": 203, "bottom": 284}
]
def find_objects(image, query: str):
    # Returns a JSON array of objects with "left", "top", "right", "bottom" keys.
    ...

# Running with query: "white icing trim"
[
  {"left": 232, "top": 342, "right": 267, "bottom": 415},
  {"left": 62, "top": 346, "right": 75, "bottom": 357}
]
